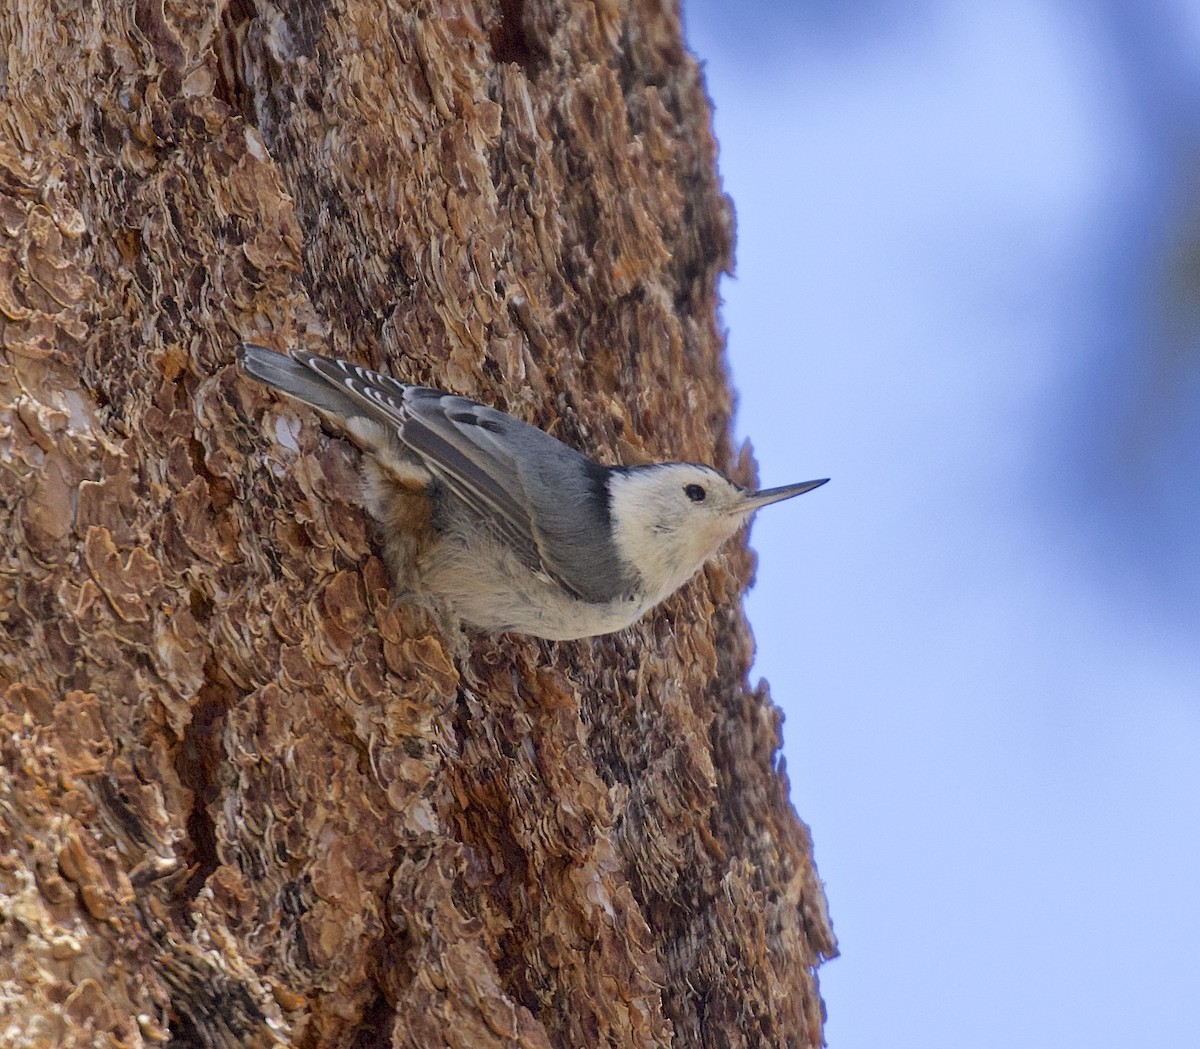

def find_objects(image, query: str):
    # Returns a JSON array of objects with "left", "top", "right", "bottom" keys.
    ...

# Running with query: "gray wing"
[{"left": 238, "top": 344, "right": 632, "bottom": 603}]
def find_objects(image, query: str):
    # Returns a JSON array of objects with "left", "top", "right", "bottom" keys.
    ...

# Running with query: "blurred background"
[{"left": 680, "top": 1, "right": 1200, "bottom": 1046}]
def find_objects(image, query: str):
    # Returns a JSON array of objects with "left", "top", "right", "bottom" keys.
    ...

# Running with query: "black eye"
[{"left": 684, "top": 483, "right": 707, "bottom": 502}]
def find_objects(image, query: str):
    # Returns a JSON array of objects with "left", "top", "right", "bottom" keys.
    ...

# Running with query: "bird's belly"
[{"left": 419, "top": 540, "right": 647, "bottom": 640}]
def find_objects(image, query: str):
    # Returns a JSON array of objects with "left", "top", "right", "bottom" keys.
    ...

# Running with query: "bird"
[{"left": 237, "top": 343, "right": 827, "bottom": 641}]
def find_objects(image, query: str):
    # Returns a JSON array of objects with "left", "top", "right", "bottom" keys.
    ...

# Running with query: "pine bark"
[{"left": 0, "top": 1, "right": 836, "bottom": 1047}]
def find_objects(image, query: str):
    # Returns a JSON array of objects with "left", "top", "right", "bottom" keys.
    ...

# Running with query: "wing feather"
[{"left": 290, "top": 351, "right": 600, "bottom": 595}]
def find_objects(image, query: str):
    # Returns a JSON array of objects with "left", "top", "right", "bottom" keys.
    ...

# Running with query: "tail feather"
[{"left": 237, "top": 343, "right": 365, "bottom": 420}]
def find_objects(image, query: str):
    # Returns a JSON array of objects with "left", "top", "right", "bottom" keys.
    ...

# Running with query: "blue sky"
[{"left": 682, "top": 2, "right": 1200, "bottom": 1046}]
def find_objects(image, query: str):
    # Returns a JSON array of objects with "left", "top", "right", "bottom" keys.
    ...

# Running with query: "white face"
[
  {"left": 657, "top": 462, "right": 752, "bottom": 539},
  {"left": 608, "top": 464, "right": 756, "bottom": 604}
]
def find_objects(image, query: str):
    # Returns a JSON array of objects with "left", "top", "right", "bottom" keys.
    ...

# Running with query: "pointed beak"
[{"left": 739, "top": 477, "right": 829, "bottom": 513}]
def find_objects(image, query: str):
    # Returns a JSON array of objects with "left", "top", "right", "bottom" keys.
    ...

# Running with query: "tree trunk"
[{"left": 0, "top": 1, "right": 836, "bottom": 1046}]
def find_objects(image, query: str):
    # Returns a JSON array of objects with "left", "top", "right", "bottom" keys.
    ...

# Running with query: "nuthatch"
[{"left": 237, "top": 344, "right": 827, "bottom": 640}]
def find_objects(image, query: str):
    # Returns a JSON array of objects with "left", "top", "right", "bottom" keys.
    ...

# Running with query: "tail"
[{"left": 237, "top": 343, "right": 365, "bottom": 421}]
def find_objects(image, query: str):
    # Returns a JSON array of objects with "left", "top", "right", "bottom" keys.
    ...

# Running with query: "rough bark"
[{"left": 0, "top": 1, "right": 836, "bottom": 1047}]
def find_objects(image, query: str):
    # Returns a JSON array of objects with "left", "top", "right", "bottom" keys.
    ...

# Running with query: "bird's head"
[{"left": 607, "top": 463, "right": 827, "bottom": 606}]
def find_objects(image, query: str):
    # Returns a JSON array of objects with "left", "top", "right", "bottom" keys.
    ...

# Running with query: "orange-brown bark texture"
[{"left": 0, "top": 1, "right": 836, "bottom": 1047}]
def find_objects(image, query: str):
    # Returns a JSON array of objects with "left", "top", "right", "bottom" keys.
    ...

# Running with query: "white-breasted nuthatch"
[{"left": 237, "top": 343, "right": 827, "bottom": 640}]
